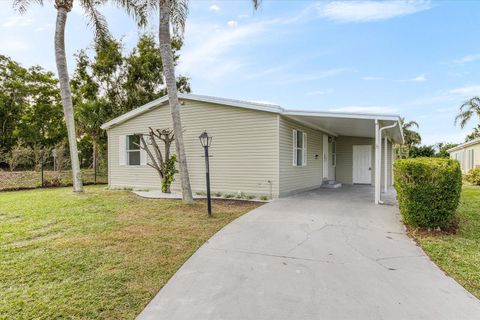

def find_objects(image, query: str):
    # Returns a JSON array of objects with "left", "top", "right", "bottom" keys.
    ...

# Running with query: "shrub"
[
  {"left": 394, "top": 157, "right": 462, "bottom": 229},
  {"left": 465, "top": 167, "right": 480, "bottom": 185},
  {"left": 260, "top": 195, "right": 269, "bottom": 201},
  {"left": 224, "top": 194, "right": 234, "bottom": 199}
]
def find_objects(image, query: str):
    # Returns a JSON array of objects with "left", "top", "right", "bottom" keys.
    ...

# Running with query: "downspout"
[{"left": 378, "top": 122, "right": 398, "bottom": 204}]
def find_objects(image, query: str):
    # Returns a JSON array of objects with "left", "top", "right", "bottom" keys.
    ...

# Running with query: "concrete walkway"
[{"left": 137, "top": 186, "right": 480, "bottom": 320}]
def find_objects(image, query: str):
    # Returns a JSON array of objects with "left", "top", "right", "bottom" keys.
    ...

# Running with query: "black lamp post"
[{"left": 199, "top": 131, "right": 212, "bottom": 217}]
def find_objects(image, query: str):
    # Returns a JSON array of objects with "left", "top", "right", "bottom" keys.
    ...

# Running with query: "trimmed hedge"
[
  {"left": 393, "top": 157, "right": 462, "bottom": 229},
  {"left": 465, "top": 167, "right": 480, "bottom": 185}
]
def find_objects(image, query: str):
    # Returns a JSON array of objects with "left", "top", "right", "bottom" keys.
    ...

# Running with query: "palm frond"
[
  {"left": 111, "top": 0, "right": 147, "bottom": 26},
  {"left": 13, "top": 0, "right": 44, "bottom": 14},
  {"left": 169, "top": 0, "right": 189, "bottom": 38},
  {"left": 79, "top": 0, "right": 111, "bottom": 48},
  {"left": 251, "top": 0, "right": 262, "bottom": 10}
]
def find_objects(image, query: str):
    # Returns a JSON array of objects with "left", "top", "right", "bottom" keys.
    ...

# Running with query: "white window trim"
[
  {"left": 126, "top": 134, "right": 143, "bottom": 166},
  {"left": 292, "top": 129, "right": 307, "bottom": 167}
]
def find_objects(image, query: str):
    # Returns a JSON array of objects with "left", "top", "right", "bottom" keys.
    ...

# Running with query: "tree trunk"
[
  {"left": 158, "top": 0, "right": 193, "bottom": 203},
  {"left": 92, "top": 138, "right": 97, "bottom": 184},
  {"left": 54, "top": 7, "right": 83, "bottom": 192}
]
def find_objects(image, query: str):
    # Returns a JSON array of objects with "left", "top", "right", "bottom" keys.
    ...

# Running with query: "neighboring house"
[
  {"left": 101, "top": 94, "right": 404, "bottom": 204},
  {"left": 447, "top": 138, "right": 480, "bottom": 174}
]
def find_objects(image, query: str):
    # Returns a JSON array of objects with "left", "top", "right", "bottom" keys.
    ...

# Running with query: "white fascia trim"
[
  {"left": 282, "top": 109, "right": 401, "bottom": 122},
  {"left": 100, "top": 96, "right": 169, "bottom": 129},
  {"left": 101, "top": 93, "right": 284, "bottom": 130},
  {"left": 447, "top": 138, "right": 480, "bottom": 153},
  {"left": 183, "top": 93, "right": 284, "bottom": 114}
]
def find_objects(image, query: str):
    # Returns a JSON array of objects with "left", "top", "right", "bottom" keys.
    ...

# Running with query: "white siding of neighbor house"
[
  {"left": 450, "top": 143, "right": 480, "bottom": 174},
  {"left": 335, "top": 136, "right": 393, "bottom": 186},
  {"left": 278, "top": 116, "right": 325, "bottom": 196},
  {"left": 107, "top": 100, "right": 279, "bottom": 198}
]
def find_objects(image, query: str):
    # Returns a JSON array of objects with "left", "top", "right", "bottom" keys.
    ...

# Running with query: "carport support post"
[
  {"left": 384, "top": 136, "right": 388, "bottom": 193},
  {"left": 375, "top": 119, "right": 381, "bottom": 204}
]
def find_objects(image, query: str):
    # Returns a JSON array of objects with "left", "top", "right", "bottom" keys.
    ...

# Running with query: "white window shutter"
[
  {"left": 292, "top": 130, "right": 297, "bottom": 166},
  {"left": 119, "top": 135, "right": 126, "bottom": 166},
  {"left": 303, "top": 132, "right": 307, "bottom": 166}
]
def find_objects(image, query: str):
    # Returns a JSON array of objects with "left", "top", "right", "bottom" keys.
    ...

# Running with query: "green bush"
[
  {"left": 465, "top": 167, "right": 480, "bottom": 185},
  {"left": 394, "top": 157, "right": 462, "bottom": 229}
]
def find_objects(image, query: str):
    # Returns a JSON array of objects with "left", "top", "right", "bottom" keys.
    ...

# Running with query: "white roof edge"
[
  {"left": 100, "top": 93, "right": 284, "bottom": 130},
  {"left": 447, "top": 137, "right": 480, "bottom": 153},
  {"left": 100, "top": 94, "right": 403, "bottom": 139},
  {"left": 282, "top": 109, "right": 401, "bottom": 121}
]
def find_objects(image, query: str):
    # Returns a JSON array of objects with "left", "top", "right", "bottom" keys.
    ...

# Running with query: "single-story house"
[
  {"left": 101, "top": 94, "right": 404, "bottom": 204},
  {"left": 447, "top": 138, "right": 480, "bottom": 174}
]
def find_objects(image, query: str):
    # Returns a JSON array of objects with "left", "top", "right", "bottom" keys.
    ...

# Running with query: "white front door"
[
  {"left": 323, "top": 135, "right": 329, "bottom": 179},
  {"left": 353, "top": 145, "right": 372, "bottom": 184}
]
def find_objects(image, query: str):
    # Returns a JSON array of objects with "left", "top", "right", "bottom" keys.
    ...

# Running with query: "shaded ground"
[
  {"left": 413, "top": 185, "right": 480, "bottom": 299},
  {"left": 0, "top": 169, "right": 107, "bottom": 191},
  {"left": 0, "top": 186, "right": 260, "bottom": 319}
]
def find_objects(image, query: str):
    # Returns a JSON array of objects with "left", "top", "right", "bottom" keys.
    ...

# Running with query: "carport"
[{"left": 283, "top": 110, "right": 404, "bottom": 204}]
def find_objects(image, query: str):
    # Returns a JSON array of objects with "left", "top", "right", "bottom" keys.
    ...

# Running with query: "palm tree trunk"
[
  {"left": 92, "top": 137, "right": 97, "bottom": 184},
  {"left": 55, "top": 7, "right": 83, "bottom": 192},
  {"left": 158, "top": 0, "right": 193, "bottom": 203}
]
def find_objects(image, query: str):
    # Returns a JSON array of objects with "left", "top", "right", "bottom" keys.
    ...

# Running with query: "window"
[
  {"left": 293, "top": 129, "right": 307, "bottom": 166},
  {"left": 127, "top": 135, "right": 141, "bottom": 165}
]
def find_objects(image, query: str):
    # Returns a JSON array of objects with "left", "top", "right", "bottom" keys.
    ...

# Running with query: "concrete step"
[{"left": 321, "top": 180, "right": 342, "bottom": 189}]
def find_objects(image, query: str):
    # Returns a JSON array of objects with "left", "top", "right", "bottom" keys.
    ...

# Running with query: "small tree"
[
  {"left": 2, "top": 140, "right": 32, "bottom": 171},
  {"left": 136, "top": 127, "right": 178, "bottom": 193}
]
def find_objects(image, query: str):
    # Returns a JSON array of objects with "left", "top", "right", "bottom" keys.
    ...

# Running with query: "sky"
[{"left": 1, "top": 0, "right": 480, "bottom": 145}]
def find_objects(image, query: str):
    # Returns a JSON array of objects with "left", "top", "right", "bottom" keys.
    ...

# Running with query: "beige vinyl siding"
[
  {"left": 107, "top": 100, "right": 279, "bottom": 197},
  {"left": 336, "top": 136, "right": 392, "bottom": 186},
  {"left": 450, "top": 143, "right": 480, "bottom": 174},
  {"left": 278, "top": 116, "right": 324, "bottom": 196}
]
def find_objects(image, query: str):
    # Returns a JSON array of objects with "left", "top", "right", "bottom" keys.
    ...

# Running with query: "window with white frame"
[
  {"left": 127, "top": 135, "right": 141, "bottom": 165},
  {"left": 293, "top": 129, "right": 307, "bottom": 166}
]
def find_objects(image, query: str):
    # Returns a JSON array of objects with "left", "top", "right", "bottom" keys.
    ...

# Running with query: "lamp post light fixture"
[{"left": 199, "top": 131, "right": 213, "bottom": 217}]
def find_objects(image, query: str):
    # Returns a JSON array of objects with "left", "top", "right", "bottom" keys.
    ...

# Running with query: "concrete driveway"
[{"left": 137, "top": 186, "right": 480, "bottom": 320}]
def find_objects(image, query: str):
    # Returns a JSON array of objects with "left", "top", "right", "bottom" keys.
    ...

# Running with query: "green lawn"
[
  {"left": 413, "top": 185, "right": 480, "bottom": 298},
  {"left": 0, "top": 169, "right": 107, "bottom": 191},
  {"left": 0, "top": 186, "right": 260, "bottom": 319}
]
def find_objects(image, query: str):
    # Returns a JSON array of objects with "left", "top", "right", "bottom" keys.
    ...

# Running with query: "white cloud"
[
  {"left": 0, "top": 39, "right": 30, "bottom": 51},
  {"left": 320, "top": 0, "right": 431, "bottom": 23},
  {"left": 227, "top": 20, "right": 238, "bottom": 28},
  {"left": 362, "top": 76, "right": 383, "bottom": 81},
  {"left": 329, "top": 105, "right": 398, "bottom": 114},
  {"left": 449, "top": 85, "right": 480, "bottom": 96},
  {"left": 400, "top": 74, "right": 427, "bottom": 82},
  {"left": 179, "top": 20, "right": 268, "bottom": 80},
  {"left": 454, "top": 54, "right": 480, "bottom": 64},
  {"left": 209, "top": 4, "right": 220, "bottom": 12},
  {"left": 2, "top": 16, "right": 33, "bottom": 28},
  {"left": 275, "top": 68, "right": 354, "bottom": 85},
  {"left": 34, "top": 23, "right": 53, "bottom": 32},
  {"left": 308, "top": 89, "right": 334, "bottom": 96}
]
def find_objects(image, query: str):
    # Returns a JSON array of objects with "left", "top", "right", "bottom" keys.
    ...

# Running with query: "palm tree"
[
  {"left": 399, "top": 117, "right": 421, "bottom": 158},
  {"left": 151, "top": 0, "right": 262, "bottom": 203},
  {"left": 76, "top": 99, "right": 108, "bottom": 184},
  {"left": 13, "top": 0, "right": 141, "bottom": 192},
  {"left": 455, "top": 97, "right": 480, "bottom": 129}
]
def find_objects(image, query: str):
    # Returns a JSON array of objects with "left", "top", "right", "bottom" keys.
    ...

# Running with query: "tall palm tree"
[
  {"left": 152, "top": 0, "right": 262, "bottom": 203},
  {"left": 455, "top": 97, "right": 480, "bottom": 129},
  {"left": 13, "top": 0, "right": 141, "bottom": 192}
]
